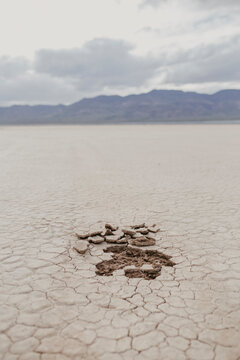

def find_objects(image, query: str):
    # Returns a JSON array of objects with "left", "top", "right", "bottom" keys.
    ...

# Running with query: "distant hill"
[{"left": 1, "top": 89, "right": 240, "bottom": 124}]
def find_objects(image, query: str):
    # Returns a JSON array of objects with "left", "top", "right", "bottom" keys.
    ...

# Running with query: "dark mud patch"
[{"left": 96, "top": 245, "right": 175, "bottom": 280}]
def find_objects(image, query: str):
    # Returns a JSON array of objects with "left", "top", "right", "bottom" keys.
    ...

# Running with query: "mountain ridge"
[{"left": 1, "top": 89, "right": 240, "bottom": 124}]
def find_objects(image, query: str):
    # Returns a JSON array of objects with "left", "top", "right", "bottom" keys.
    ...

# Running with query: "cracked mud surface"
[
  {"left": 96, "top": 245, "right": 175, "bottom": 279},
  {"left": 1, "top": 125, "right": 240, "bottom": 360}
]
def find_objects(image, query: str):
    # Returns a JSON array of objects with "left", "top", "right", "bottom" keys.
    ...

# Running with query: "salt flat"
[{"left": 0, "top": 124, "right": 240, "bottom": 360}]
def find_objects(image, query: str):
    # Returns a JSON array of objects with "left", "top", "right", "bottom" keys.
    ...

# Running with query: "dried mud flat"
[{"left": 1, "top": 125, "right": 240, "bottom": 360}]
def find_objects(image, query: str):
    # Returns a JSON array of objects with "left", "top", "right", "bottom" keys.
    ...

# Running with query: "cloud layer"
[
  {"left": 0, "top": 0, "right": 240, "bottom": 106},
  {"left": 141, "top": 0, "right": 240, "bottom": 8},
  {"left": 34, "top": 39, "right": 159, "bottom": 90},
  {"left": 164, "top": 35, "right": 240, "bottom": 84}
]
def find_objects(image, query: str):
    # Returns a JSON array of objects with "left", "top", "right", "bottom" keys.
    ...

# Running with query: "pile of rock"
[
  {"left": 73, "top": 223, "right": 175, "bottom": 279},
  {"left": 96, "top": 245, "right": 175, "bottom": 280},
  {"left": 74, "top": 223, "right": 160, "bottom": 254}
]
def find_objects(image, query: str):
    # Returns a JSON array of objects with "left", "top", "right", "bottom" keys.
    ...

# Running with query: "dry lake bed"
[{"left": 0, "top": 124, "right": 240, "bottom": 360}]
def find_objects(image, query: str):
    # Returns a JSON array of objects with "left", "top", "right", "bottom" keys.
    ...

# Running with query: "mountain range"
[{"left": 1, "top": 89, "right": 240, "bottom": 124}]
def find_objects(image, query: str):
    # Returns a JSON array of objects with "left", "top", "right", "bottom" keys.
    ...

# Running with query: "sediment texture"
[{"left": 0, "top": 125, "right": 240, "bottom": 360}]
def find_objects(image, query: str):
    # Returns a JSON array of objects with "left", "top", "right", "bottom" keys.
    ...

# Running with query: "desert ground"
[{"left": 0, "top": 124, "right": 240, "bottom": 360}]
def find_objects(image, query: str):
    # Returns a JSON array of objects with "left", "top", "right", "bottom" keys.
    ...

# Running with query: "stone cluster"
[
  {"left": 74, "top": 223, "right": 160, "bottom": 255},
  {"left": 73, "top": 223, "right": 173, "bottom": 280},
  {"left": 96, "top": 245, "right": 175, "bottom": 280}
]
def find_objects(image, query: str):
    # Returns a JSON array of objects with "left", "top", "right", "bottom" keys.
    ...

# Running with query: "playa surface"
[{"left": 0, "top": 124, "right": 240, "bottom": 360}]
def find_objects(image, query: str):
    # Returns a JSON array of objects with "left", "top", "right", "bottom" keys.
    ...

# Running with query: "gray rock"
[
  {"left": 88, "top": 236, "right": 105, "bottom": 244},
  {"left": 148, "top": 227, "right": 160, "bottom": 233},
  {"left": 75, "top": 233, "right": 89, "bottom": 239},
  {"left": 73, "top": 241, "right": 89, "bottom": 254},
  {"left": 105, "top": 224, "right": 119, "bottom": 231},
  {"left": 111, "top": 230, "right": 124, "bottom": 241},
  {"left": 137, "top": 229, "right": 149, "bottom": 235},
  {"left": 131, "top": 223, "right": 146, "bottom": 229},
  {"left": 116, "top": 236, "right": 130, "bottom": 244},
  {"left": 105, "top": 235, "right": 120, "bottom": 243},
  {"left": 122, "top": 229, "right": 136, "bottom": 237},
  {"left": 104, "top": 229, "right": 114, "bottom": 236},
  {"left": 89, "top": 230, "right": 103, "bottom": 237},
  {"left": 129, "top": 236, "right": 156, "bottom": 247}
]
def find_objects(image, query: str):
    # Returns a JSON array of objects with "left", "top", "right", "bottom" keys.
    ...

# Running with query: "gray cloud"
[
  {"left": 140, "top": 0, "right": 166, "bottom": 8},
  {"left": 0, "top": 56, "right": 29, "bottom": 79},
  {"left": 0, "top": 73, "right": 78, "bottom": 106},
  {"left": 163, "top": 35, "right": 240, "bottom": 84},
  {"left": 140, "top": 0, "right": 240, "bottom": 8},
  {"left": 197, "top": 0, "right": 240, "bottom": 8},
  {"left": 34, "top": 38, "right": 159, "bottom": 91}
]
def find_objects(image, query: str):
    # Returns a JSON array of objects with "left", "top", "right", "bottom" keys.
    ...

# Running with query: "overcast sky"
[{"left": 0, "top": 0, "right": 239, "bottom": 106}]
